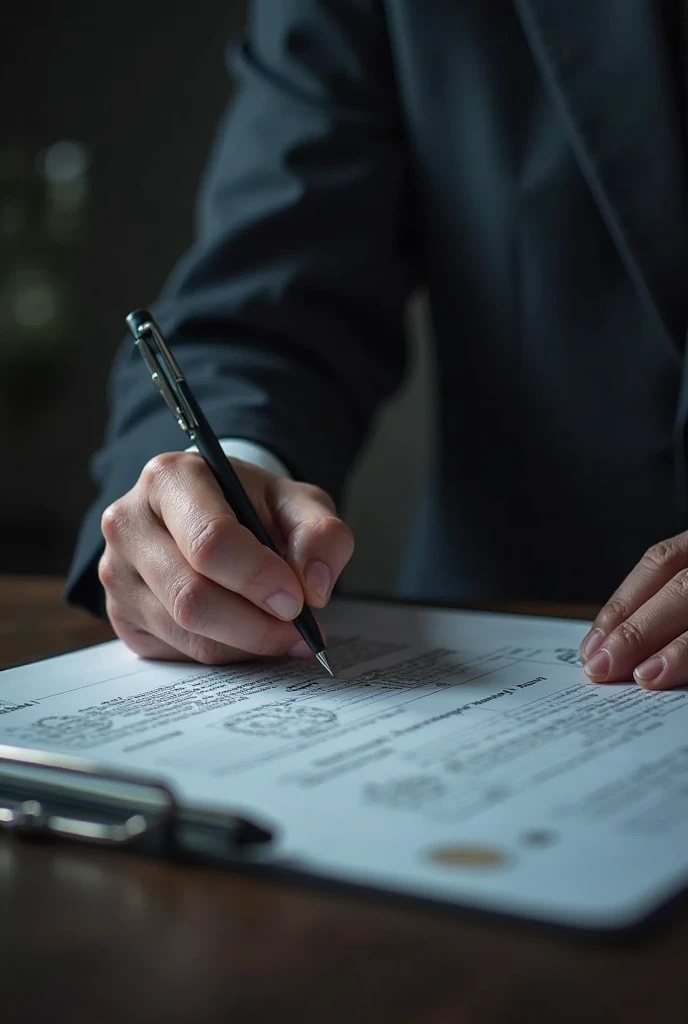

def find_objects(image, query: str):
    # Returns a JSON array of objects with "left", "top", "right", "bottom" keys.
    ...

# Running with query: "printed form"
[{"left": 2, "top": 599, "right": 688, "bottom": 930}]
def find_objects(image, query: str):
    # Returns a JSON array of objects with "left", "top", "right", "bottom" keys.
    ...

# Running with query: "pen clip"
[{"left": 127, "top": 312, "right": 198, "bottom": 436}]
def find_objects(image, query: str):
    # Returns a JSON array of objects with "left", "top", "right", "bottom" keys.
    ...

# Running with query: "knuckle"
[
  {"left": 293, "top": 514, "right": 355, "bottom": 572},
  {"left": 301, "top": 484, "right": 336, "bottom": 512},
  {"left": 187, "top": 635, "right": 232, "bottom": 666},
  {"left": 171, "top": 578, "right": 209, "bottom": 633},
  {"left": 187, "top": 516, "right": 236, "bottom": 573},
  {"left": 596, "top": 597, "right": 629, "bottom": 631},
  {"left": 100, "top": 501, "right": 127, "bottom": 544},
  {"left": 666, "top": 635, "right": 688, "bottom": 662},
  {"left": 97, "top": 552, "right": 119, "bottom": 591},
  {"left": 669, "top": 569, "right": 688, "bottom": 601},
  {"left": 297, "top": 513, "right": 348, "bottom": 546},
  {"left": 140, "top": 451, "right": 182, "bottom": 491},
  {"left": 611, "top": 618, "right": 644, "bottom": 653},
  {"left": 642, "top": 538, "right": 684, "bottom": 574}
]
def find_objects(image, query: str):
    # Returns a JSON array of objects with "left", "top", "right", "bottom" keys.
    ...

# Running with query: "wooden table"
[{"left": 1, "top": 576, "right": 687, "bottom": 1023}]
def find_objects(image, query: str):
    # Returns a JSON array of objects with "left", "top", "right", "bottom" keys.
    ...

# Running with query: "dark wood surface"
[{"left": 1, "top": 577, "right": 687, "bottom": 1023}]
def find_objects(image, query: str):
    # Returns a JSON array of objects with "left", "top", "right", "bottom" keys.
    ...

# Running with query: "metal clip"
[
  {"left": 0, "top": 797, "right": 150, "bottom": 846},
  {"left": 0, "top": 743, "right": 177, "bottom": 854},
  {"left": 126, "top": 310, "right": 199, "bottom": 435},
  {"left": 135, "top": 330, "right": 192, "bottom": 434}
]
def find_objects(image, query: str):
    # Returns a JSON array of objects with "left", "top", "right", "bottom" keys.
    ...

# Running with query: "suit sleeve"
[{"left": 66, "top": 0, "right": 418, "bottom": 615}]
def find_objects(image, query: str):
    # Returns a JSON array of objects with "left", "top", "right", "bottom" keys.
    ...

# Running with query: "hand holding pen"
[{"left": 96, "top": 310, "right": 354, "bottom": 672}]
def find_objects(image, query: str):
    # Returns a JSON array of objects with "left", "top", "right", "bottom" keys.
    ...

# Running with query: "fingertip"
[
  {"left": 634, "top": 655, "right": 667, "bottom": 689},
  {"left": 583, "top": 648, "right": 611, "bottom": 681},
  {"left": 580, "top": 627, "right": 605, "bottom": 662},
  {"left": 265, "top": 589, "right": 304, "bottom": 621}
]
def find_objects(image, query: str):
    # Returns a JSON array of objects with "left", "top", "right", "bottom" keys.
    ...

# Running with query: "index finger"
[
  {"left": 142, "top": 452, "right": 305, "bottom": 621},
  {"left": 580, "top": 534, "right": 688, "bottom": 660}
]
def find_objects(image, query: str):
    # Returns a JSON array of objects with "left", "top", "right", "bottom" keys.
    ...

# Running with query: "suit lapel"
[{"left": 513, "top": 0, "right": 688, "bottom": 363}]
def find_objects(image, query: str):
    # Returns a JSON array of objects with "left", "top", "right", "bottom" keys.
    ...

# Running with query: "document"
[{"left": 2, "top": 598, "right": 688, "bottom": 930}]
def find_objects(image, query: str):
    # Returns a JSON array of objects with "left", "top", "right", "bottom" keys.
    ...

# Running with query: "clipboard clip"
[
  {"left": 0, "top": 798, "right": 150, "bottom": 847},
  {"left": 0, "top": 743, "right": 274, "bottom": 860}
]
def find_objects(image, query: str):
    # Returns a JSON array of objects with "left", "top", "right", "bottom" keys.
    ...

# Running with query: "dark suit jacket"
[{"left": 67, "top": 0, "right": 688, "bottom": 613}]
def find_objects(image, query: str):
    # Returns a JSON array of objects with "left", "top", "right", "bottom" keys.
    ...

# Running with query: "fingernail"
[
  {"left": 289, "top": 640, "right": 312, "bottom": 659},
  {"left": 584, "top": 649, "right": 611, "bottom": 680},
  {"left": 305, "top": 560, "right": 332, "bottom": 602},
  {"left": 634, "top": 655, "right": 666, "bottom": 687},
  {"left": 265, "top": 590, "right": 302, "bottom": 620},
  {"left": 580, "top": 628, "right": 604, "bottom": 661}
]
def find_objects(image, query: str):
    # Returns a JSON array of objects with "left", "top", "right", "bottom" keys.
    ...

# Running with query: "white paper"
[{"left": 2, "top": 599, "right": 688, "bottom": 929}]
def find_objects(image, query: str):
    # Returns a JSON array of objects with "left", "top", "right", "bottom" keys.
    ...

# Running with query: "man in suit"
[{"left": 68, "top": 1, "right": 688, "bottom": 689}]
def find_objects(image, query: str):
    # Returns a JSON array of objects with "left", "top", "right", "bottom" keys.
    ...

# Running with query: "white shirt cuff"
[{"left": 185, "top": 438, "right": 292, "bottom": 479}]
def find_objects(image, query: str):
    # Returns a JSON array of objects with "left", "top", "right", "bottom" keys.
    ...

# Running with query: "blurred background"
[{"left": 1, "top": 0, "right": 432, "bottom": 600}]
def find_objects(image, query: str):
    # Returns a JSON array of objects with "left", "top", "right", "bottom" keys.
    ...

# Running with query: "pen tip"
[{"left": 316, "top": 651, "right": 335, "bottom": 677}]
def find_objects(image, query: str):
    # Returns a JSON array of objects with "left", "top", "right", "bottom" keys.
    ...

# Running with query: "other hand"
[
  {"left": 98, "top": 452, "right": 354, "bottom": 664},
  {"left": 580, "top": 532, "right": 688, "bottom": 689}
]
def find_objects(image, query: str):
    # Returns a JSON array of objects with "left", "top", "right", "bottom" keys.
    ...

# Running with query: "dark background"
[{"left": 1, "top": 0, "right": 431, "bottom": 596}]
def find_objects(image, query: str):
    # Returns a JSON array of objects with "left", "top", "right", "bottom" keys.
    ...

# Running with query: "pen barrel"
[
  {"left": 184, "top": 386, "right": 324, "bottom": 655},
  {"left": 182, "top": 386, "right": 275, "bottom": 550},
  {"left": 199, "top": 436, "right": 275, "bottom": 549}
]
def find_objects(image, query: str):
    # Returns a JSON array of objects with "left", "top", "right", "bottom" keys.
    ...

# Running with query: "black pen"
[{"left": 125, "top": 309, "right": 334, "bottom": 677}]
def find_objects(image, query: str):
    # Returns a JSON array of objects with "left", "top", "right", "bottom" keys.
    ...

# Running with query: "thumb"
[{"left": 267, "top": 479, "right": 355, "bottom": 608}]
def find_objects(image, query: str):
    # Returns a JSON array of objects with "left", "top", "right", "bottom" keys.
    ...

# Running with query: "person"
[{"left": 67, "top": 1, "right": 688, "bottom": 690}]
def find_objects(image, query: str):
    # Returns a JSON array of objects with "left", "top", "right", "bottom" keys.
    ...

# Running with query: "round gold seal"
[{"left": 425, "top": 843, "right": 509, "bottom": 869}]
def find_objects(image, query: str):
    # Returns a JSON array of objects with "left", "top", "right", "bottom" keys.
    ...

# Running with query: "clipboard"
[
  {"left": 4, "top": 598, "right": 688, "bottom": 939},
  {"left": 3, "top": 737, "right": 686, "bottom": 942}
]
